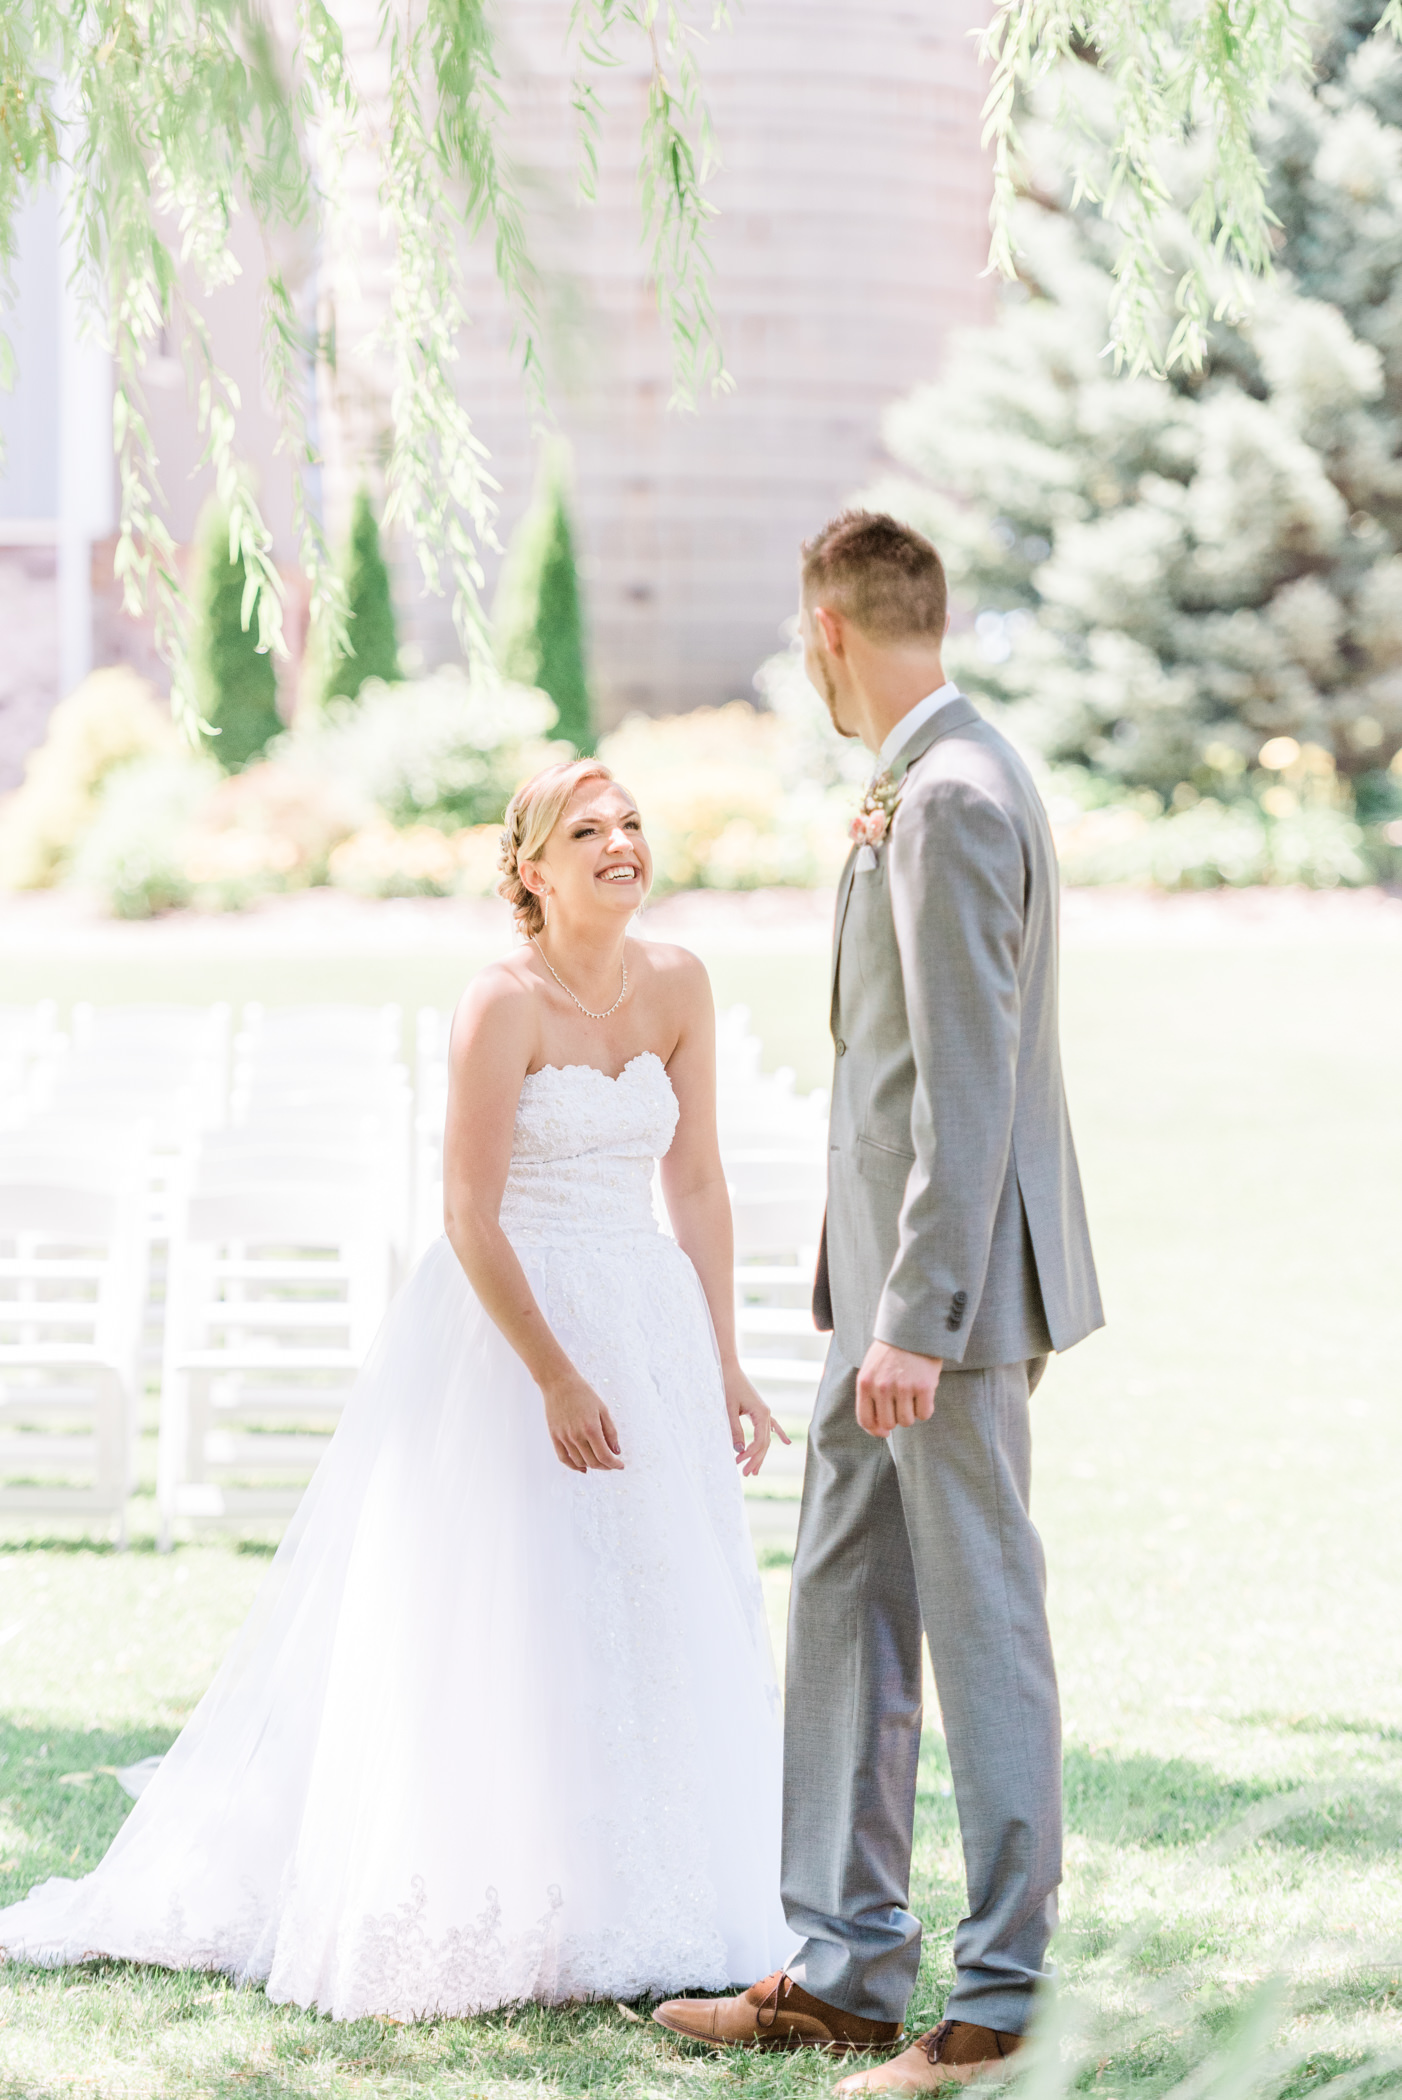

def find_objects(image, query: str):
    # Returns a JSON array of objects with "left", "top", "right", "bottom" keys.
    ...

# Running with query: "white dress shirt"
[{"left": 878, "top": 681, "right": 962, "bottom": 771}]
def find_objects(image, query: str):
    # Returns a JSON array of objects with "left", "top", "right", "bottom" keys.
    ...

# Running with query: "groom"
[{"left": 656, "top": 512, "right": 1103, "bottom": 2088}]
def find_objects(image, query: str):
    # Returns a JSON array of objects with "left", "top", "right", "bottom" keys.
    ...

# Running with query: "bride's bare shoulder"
[
  {"left": 449, "top": 953, "right": 539, "bottom": 1063},
  {"left": 631, "top": 938, "right": 708, "bottom": 989},
  {"left": 631, "top": 940, "right": 713, "bottom": 1044}
]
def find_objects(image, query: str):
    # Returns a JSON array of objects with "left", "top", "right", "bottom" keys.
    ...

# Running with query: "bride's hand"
[
  {"left": 724, "top": 1369, "right": 792, "bottom": 1479},
  {"left": 540, "top": 1370, "right": 625, "bottom": 1473}
]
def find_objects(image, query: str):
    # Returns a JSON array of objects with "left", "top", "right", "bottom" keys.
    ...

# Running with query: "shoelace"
[
  {"left": 921, "top": 2022, "right": 956, "bottom": 2065},
  {"left": 920, "top": 2022, "right": 1012, "bottom": 2067},
  {"left": 755, "top": 1972, "right": 791, "bottom": 2033}
]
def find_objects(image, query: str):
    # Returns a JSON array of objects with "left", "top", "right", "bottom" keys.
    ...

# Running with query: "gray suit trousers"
[{"left": 782, "top": 1345, "right": 1061, "bottom": 2033}]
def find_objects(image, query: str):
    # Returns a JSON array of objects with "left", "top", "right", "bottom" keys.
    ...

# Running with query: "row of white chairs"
[
  {"left": 2, "top": 1000, "right": 409, "bottom": 1544},
  {"left": 1, "top": 1000, "right": 828, "bottom": 1545}
]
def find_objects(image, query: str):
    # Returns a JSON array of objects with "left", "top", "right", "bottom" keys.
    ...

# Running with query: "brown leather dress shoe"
[
  {"left": 835, "top": 2018, "right": 1023, "bottom": 2092},
  {"left": 653, "top": 1970, "right": 902, "bottom": 2054}
]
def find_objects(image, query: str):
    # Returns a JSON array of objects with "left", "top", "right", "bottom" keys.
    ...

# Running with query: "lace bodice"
[{"left": 498, "top": 1052, "right": 679, "bottom": 1248}]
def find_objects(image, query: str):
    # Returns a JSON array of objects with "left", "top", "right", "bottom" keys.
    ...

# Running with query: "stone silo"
[{"left": 322, "top": 0, "right": 994, "bottom": 722}]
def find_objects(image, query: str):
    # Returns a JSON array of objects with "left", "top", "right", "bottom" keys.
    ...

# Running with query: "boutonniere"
[{"left": 850, "top": 771, "right": 902, "bottom": 868}]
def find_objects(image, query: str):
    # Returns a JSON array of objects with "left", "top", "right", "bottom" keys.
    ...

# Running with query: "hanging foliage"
[
  {"left": 190, "top": 499, "right": 284, "bottom": 771},
  {"left": 981, "top": 0, "right": 1401, "bottom": 376},
  {"left": 0, "top": 0, "right": 731, "bottom": 732}
]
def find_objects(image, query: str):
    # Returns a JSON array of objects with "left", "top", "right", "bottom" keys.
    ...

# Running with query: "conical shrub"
[
  {"left": 315, "top": 485, "right": 402, "bottom": 708},
  {"left": 191, "top": 503, "right": 283, "bottom": 772},
  {"left": 494, "top": 445, "right": 594, "bottom": 754}
]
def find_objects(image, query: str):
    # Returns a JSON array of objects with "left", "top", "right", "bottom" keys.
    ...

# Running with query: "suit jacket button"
[
  {"left": 946, "top": 1313, "right": 962, "bottom": 1332},
  {"left": 835, "top": 1039, "right": 847, "bottom": 1056},
  {"left": 952, "top": 1290, "right": 968, "bottom": 1309}
]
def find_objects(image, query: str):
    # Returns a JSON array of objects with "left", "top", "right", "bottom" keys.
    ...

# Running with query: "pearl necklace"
[{"left": 531, "top": 934, "right": 629, "bottom": 1020}]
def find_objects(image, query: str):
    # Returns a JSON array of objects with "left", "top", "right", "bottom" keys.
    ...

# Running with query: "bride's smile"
[{"left": 522, "top": 781, "right": 653, "bottom": 931}]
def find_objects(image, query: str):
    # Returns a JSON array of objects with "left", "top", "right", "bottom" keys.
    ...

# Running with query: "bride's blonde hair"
[{"left": 498, "top": 758, "right": 616, "bottom": 938}]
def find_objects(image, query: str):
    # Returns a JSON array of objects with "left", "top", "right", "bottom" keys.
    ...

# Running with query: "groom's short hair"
[{"left": 801, "top": 510, "right": 948, "bottom": 643}]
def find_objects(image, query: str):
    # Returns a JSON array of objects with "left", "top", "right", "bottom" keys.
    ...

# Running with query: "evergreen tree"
[
  {"left": 190, "top": 503, "right": 283, "bottom": 773},
  {"left": 871, "top": 0, "right": 1402, "bottom": 831},
  {"left": 317, "top": 486, "right": 402, "bottom": 707},
  {"left": 493, "top": 447, "right": 594, "bottom": 755}
]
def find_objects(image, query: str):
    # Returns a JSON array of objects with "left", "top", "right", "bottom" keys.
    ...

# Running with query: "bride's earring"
[{"left": 542, "top": 890, "right": 550, "bottom": 931}]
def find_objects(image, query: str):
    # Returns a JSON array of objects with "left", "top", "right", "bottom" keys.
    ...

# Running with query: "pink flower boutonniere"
[{"left": 849, "top": 770, "right": 902, "bottom": 861}]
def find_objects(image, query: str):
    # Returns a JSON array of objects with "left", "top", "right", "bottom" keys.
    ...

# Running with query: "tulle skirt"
[{"left": 0, "top": 1230, "right": 792, "bottom": 2018}]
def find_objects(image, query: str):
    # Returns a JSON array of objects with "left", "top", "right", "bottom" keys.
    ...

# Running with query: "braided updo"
[{"left": 498, "top": 758, "right": 616, "bottom": 938}]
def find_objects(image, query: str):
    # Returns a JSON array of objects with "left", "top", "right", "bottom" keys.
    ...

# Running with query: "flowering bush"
[
  {"left": 0, "top": 669, "right": 182, "bottom": 890},
  {"left": 69, "top": 751, "right": 218, "bottom": 918},
  {"left": 11, "top": 664, "right": 569, "bottom": 916},
  {"left": 1041, "top": 738, "right": 1401, "bottom": 888},
  {"left": 281, "top": 667, "right": 563, "bottom": 832},
  {"left": 326, "top": 821, "right": 502, "bottom": 899},
  {"left": 15, "top": 639, "right": 1398, "bottom": 918},
  {"left": 597, "top": 647, "right": 868, "bottom": 893}
]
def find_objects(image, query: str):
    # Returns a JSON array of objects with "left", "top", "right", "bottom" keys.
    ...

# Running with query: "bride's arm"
[
  {"left": 657, "top": 952, "right": 790, "bottom": 1477},
  {"left": 443, "top": 973, "right": 625, "bottom": 1473}
]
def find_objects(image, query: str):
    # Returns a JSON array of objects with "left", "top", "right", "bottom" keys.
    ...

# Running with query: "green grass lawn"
[{"left": 2, "top": 914, "right": 1401, "bottom": 2097}]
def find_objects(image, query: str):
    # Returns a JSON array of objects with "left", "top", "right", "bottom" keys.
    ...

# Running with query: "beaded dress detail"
[{"left": 0, "top": 1052, "right": 790, "bottom": 2018}]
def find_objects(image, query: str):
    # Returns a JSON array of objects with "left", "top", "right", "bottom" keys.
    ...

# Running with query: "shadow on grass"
[
  {"left": 0, "top": 1717, "right": 172, "bottom": 1908},
  {"left": 0, "top": 1533, "right": 284, "bottom": 1559},
  {"left": 3, "top": 1728, "right": 1398, "bottom": 2100},
  {"left": 1065, "top": 1743, "right": 1279, "bottom": 1847},
  {"left": 1238, "top": 1713, "right": 1402, "bottom": 1745},
  {"left": 0, "top": 1535, "right": 135, "bottom": 1556},
  {"left": 1064, "top": 1743, "right": 1402, "bottom": 1859}
]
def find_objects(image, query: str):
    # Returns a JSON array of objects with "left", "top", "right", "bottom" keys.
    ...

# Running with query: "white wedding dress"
[{"left": 0, "top": 1052, "right": 792, "bottom": 2019}]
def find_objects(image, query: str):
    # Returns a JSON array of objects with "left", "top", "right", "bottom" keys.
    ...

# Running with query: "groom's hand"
[{"left": 856, "top": 1341, "right": 943, "bottom": 1438}]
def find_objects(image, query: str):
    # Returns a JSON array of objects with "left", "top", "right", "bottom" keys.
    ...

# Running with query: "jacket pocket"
[{"left": 853, "top": 1134, "right": 916, "bottom": 1191}]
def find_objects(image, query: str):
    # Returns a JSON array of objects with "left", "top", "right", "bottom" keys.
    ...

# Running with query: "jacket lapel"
[
  {"left": 829, "top": 847, "right": 859, "bottom": 1027},
  {"left": 828, "top": 695, "right": 983, "bottom": 1026}
]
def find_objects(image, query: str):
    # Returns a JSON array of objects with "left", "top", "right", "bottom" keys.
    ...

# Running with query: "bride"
[{"left": 0, "top": 758, "right": 794, "bottom": 2020}]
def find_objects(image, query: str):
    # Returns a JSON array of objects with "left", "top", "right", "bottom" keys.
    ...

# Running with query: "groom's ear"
[{"left": 814, "top": 604, "right": 845, "bottom": 658}]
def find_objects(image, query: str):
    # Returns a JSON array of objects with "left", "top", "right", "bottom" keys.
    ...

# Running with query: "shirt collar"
[{"left": 878, "top": 682, "right": 962, "bottom": 770}]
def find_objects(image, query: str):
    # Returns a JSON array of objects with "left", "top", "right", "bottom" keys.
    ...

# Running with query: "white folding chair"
[
  {"left": 71, "top": 1000, "right": 230, "bottom": 1062},
  {"left": 730, "top": 1183, "right": 829, "bottom": 1420},
  {"left": 230, "top": 1005, "right": 412, "bottom": 1276},
  {"left": 237, "top": 1002, "right": 403, "bottom": 1066},
  {"left": 0, "top": 1132, "right": 149, "bottom": 1542},
  {"left": 712, "top": 1007, "right": 831, "bottom": 1427},
  {"left": 0, "top": 1002, "right": 59, "bottom": 1123},
  {"left": 725, "top": 1150, "right": 829, "bottom": 1207},
  {"left": 64, "top": 1003, "right": 231, "bottom": 1137},
  {"left": 36, "top": 1006, "right": 232, "bottom": 1245},
  {"left": 226, "top": 1077, "right": 414, "bottom": 1277},
  {"left": 157, "top": 1176, "right": 393, "bottom": 1545}
]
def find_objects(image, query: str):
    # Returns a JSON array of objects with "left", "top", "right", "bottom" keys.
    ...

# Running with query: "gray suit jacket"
[{"left": 813, "top": 695, "right": 1103, "bottom": 1370}]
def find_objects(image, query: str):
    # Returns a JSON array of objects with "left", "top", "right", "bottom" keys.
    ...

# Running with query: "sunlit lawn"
[{"left": 2, "top": 907, "right": 1400, "bottom": 2097}]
